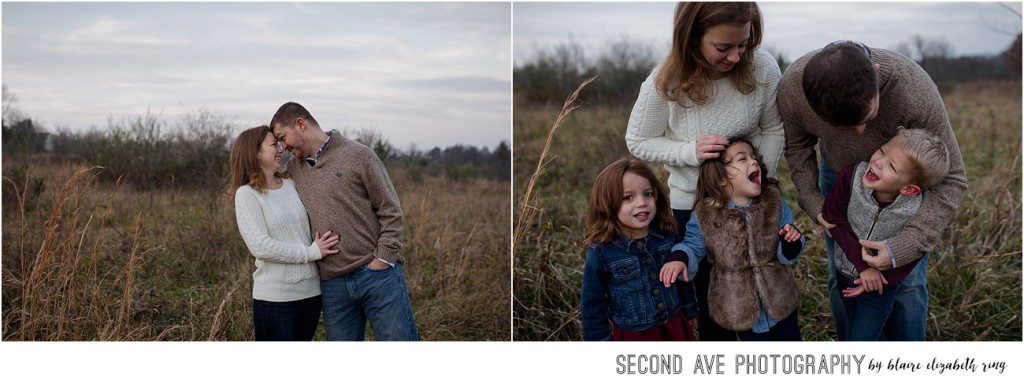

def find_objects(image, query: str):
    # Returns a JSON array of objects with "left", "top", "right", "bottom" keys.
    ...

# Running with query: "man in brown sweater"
[
  {"left": 271, "top": 102, "right": 417, "bottom": 341},
  {"left": 777, "top": 41, "right": 966, "bottom": 340}
]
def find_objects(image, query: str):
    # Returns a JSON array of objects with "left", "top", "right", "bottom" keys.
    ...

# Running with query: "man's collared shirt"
[{"left": 304, "top": 129, "right": 337, "bottom": 167}]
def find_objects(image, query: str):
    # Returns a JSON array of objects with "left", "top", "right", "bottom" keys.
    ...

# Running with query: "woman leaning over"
[{"left": 624, "top": 2, "right": 785, "bottom": 341}]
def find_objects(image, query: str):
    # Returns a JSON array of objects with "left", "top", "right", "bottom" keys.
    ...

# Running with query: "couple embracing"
[
  {"left": 228, "top": 102, "right": 418, "bottom": 341},
  {"left": 581, "top": 2, "right": 966, "bottom": 341}
]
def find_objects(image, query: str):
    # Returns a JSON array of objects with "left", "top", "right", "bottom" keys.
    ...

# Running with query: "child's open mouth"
[
  {"left": 747, "top": 168, "right": 761, "bottom": 185},
  {"left": 634, "top": 211, "right": 650, "bottom": 222},
  {"left": 865, "top": 169, "right": 880, "bottom": 182}
]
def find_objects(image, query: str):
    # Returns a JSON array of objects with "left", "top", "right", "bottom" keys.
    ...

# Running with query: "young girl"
[
  {"left": 580, "top": 157, "right": 696, "bottom": 341},
  {"left": 660, "top": 138, "right": 804, "bottom": 341}
]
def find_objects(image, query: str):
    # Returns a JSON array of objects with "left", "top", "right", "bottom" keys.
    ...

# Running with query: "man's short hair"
[
  {"left": 270, "top": 102, "right": 319, "bottom": 129},
  {"left": 893, "top": 128, "right": 949, "bottom": 188},
  {"left": 802, "top": 42, "right": 878, "bottom": 127}
]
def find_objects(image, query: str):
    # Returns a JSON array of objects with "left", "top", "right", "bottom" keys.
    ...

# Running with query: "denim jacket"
[{"left": 581, "top": 228, "right": 681, "bottom": 341}]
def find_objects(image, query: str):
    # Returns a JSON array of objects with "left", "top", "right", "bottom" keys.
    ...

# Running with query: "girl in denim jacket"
[
  {"left": 661, "top": 138, "right": 804, "bottom": 341},
  {"left": 581, "top": 157, "right": 697, "bottom": 341}
]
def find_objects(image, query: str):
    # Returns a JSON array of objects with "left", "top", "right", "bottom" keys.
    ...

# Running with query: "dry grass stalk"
[
  {"left": 16, "top": 166, "right": 101, "bottom": 340},
  {"left": 2, "top": 165, "right": 32, "bottom": 280},
  {"left": 87, "top": 176, "right": 123, "bottom": 335},
  {"left": 513, "top": 76, "right": 596, "bottom": 250},
  {"left": 208, "top": 268, "right": 245, "bottom": 340},
  {"left": 99, "top": 212, "right": 155, "bottom": 340},
  {"left": 4, "top": 165, "right": 158, "bottom": 341},
  {"left": 5, "top": 158, "right": 510, "bottom": 341}
]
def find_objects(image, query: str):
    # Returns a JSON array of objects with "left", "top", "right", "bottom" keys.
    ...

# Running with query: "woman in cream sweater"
[
  {"left": 229, "top": 125, "right": 339, "bottom": 341},
  {"left": 624, "top": 2, "right": 784, "bottom": 341}
]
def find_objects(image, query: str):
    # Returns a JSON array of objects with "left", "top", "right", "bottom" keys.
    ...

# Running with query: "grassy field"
[
  {"left": 513, "top": 80, "right": 1022, "bottom": 341},
  {"left": 2, "top": 157, "right": 510, "bottom": 341}
]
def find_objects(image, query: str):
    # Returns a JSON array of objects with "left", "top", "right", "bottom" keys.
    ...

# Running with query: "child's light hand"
[
  {"left": 854, "top": 268, "right": 888, "bottom": 294},
  {"left": 842, "top": 285, "right": 865, "bottom": 298},
  {"left": 660, "top": 261, "right": 687, "bottom": 287},
  {"left": 778, "top": 223, "right": 801, "bottom": 242}
]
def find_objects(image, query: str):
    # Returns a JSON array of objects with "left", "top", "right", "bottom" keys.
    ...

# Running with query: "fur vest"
[{"left": 694, "top": 181, "right": 798, "bottom": 332}]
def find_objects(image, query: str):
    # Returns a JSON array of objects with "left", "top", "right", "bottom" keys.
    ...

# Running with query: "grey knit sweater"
[
  {"left": 287, "top": 131, "right": 404, "bottom": 280},
  {"left": 834, "top": 163, "right": 922, "bottom": 279},
  {"left": 778, "top": 47, "right": 967, "bottom": 268}
]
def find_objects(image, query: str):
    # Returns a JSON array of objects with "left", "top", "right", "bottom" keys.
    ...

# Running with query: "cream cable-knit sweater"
[
  {"left": 626, "top": 48, "right": 785, "bottom": 211},
  {"left": 235, "top": 178, "right": 322, "bottom": 302}
]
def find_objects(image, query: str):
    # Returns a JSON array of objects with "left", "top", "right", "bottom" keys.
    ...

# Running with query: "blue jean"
[
  {"left": 320, "top": 263, "right": 418, "bottom": 341},
  {"left": 818, "top": 155, "right": 849, "bottom": 340},
  {"left": 736, "top": 310, "right": 801, "bottom": 341},
  {"left": 253, "top": 295, "right": 322, "bottom": 341},
  {"left": 884, "top": 253, "right": 929, "bottom": 341},
  {"left": 835, "top": 269, "right": 900, "bottom": 341}
]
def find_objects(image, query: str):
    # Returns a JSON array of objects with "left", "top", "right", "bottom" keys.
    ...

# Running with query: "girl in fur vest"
[
  {"left": 660, "top": 138, "right": 804, "bottom": 341},
  {"left": 581, "top": 158, "right": 698, "bottom": 341}
]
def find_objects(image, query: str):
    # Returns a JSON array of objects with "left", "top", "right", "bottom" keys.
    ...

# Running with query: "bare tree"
[
  {"left": 764, "top": 45, "right": 790, "bottom": 73},
  {"left": 982, "top": 2, "right": 1023, "bottom": 69},
  {"left": 1004, "top": 33, "right": 1021, "bottom": 71},
  {"left": 2, "top": 85, "right": 22, "bottom": 127},
  {"left": 911, "top": 34, "right": 954, "bottom": 65},
  {"left": 981, "top": 2, "right": 1023, "bottom": 36},
  {"left": 594, "top": 35, "right": 656, "bottom": 103}
]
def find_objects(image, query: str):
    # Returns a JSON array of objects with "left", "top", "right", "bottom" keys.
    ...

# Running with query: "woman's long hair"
[
  {"left": 655, "top": 2, "right": 763, "bottom": 106},
  {"left": 227, "top": 125, "right": 287, "bottom": 206},
  {"left": 586, "top": 157, "right": 677, "bottom": 245},
  {"left": 694, "top": 138, "right": 769, "bottom": 209}
]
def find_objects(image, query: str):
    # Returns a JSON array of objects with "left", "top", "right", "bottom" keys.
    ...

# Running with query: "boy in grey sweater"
[{"left": 821, "top": 129, "right": 950, "bottom": 340}]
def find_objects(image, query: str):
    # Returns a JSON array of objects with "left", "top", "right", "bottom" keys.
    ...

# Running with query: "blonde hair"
[
  {"left": 655, "top": 2, "right": 763, "bottom": 106},
  {"left": 892, "top": 128, "right": 949, "bottom": 188}
]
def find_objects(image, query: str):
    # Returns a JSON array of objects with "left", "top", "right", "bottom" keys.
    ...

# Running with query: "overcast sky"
[
  {"left": 515, "top": 2, "right": 1023, "bottom": 63},
  {"left": 2, "top": 2, "right": 511, "bottom": 150}
]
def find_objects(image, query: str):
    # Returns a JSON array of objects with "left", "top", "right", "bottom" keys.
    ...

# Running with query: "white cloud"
[{"left": 2, "top": 2, "right": 511, "bottom": 149}]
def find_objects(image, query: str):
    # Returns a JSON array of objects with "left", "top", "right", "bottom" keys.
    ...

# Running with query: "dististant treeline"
[
  {"left": 515, "top": 34, "right": 1022, "bottom": 105},
  {"left": 2, "top": 109, "right": 510, "bottom": 191}
]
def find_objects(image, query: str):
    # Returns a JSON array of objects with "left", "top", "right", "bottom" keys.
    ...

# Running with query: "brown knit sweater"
[
  {"left": 287, "top": 131, "right": 404, "bottom": 280},
  {"left": 777, "top": 47, "right": 967, "bottom": 268}
]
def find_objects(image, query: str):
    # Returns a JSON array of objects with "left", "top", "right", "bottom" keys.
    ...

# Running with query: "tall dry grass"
[
  {"left": 2, "top": 156, "right": 510, "bottom": 341},
  {"left": 515, "top": 76, "right": 596, "bottom": 249},
  {"left": 2, "top": 162, "right": 154, "bottom": 340},
  {"left": 513, "top": 80, "right": 1022, "bottom": 341}
]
